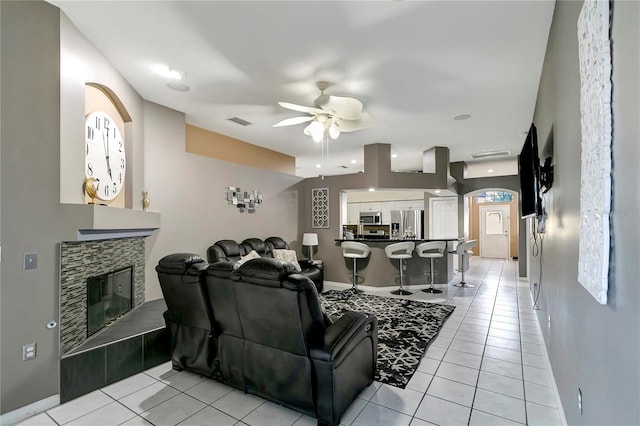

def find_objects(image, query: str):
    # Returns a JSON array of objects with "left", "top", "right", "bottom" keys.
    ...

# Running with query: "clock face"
[{"left": 84, "top": 111, "right": 126, "bottom": 201}]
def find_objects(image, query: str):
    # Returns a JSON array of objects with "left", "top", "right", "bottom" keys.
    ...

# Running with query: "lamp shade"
[{"left": 303, "top": 233, "right": 318, "bottom": 246}]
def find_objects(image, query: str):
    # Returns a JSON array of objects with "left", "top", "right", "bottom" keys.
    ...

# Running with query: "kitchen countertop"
[{"left": 334, "top": 237, "right": 461, "bottom": 243}]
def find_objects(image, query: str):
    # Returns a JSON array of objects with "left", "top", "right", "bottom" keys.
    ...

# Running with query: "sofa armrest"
[
  {"left": 310, "top": 311, "right": 377, "bottom": 362},
  {"left": 299, "top": 259, "right": 323, "bottom": 270},
  {"left": 311, "top": 312, "right": 377, "bottom": 426}
]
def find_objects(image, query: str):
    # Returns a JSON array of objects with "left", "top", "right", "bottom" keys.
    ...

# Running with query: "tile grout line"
[{"left": 464, "top": 258, "right": 498, "bottom": 426}]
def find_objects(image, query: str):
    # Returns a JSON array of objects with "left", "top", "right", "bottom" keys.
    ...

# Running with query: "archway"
[{"left": 463, "top": 188, "right": 519, "bottom": 260}]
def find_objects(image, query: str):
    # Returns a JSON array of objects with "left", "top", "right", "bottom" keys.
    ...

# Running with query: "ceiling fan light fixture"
[
  {"left": 309, "top": 120, "right": 324, "bottom": 142},
  {"left": 328, "top": 122, "right": 340, "bottom": 140}
]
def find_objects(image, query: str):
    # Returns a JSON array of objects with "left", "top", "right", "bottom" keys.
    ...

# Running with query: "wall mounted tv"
[{"left": 518, "top": 123, "right": 542, "bottom": 219}]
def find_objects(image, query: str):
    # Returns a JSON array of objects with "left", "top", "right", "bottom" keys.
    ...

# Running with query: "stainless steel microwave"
[{"left": 359, "top": 211, "right": 382, "bottom": 224}]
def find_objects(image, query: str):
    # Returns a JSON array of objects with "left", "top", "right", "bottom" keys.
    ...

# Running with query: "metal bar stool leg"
[
  {"left": 351, "top": 257, "right": 364, "bottom": 293},
  {"left": 422, "top": 257, "right": 443, "bottom": 293},
  {"left": 391, "top": 259, "right": 412, "bottom": 295},
  {"left": 454, "top": 253, "right": 475, "bottom": 288}
]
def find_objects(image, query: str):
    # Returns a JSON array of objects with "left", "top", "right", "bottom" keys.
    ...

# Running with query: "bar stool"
[
  {"left": 415, "top": 241, "right": 447, "bottom": 294},
  {"left": 341, "top": 241, "right": 370, "bottom": 293},
  {"left": 385, "top": 241, "right": 415, "bottom": 295},
  {"left": 451, "top": 240, "right": 477, "bottom": 288}
]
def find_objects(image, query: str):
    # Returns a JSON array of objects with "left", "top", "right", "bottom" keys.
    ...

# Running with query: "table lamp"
[{"left": 302, "top": 233, "right": 319, "bottom": 262}]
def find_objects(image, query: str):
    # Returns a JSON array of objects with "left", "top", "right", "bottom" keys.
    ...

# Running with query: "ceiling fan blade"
[
  {"left": 337, "top": 109, "right": 374, "bottom": 132},
  {"left": 315, "top": 95, "right": 363, "bottom": 121},
  {"left": 278, "top": 102, "right": 325, "bottom": 115},
  {"left": 273, "top": 116, "right": 315, "bottom": 127}
]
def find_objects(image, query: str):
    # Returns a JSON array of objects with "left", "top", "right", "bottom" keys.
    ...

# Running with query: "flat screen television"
[{"left": 518, "top": 123, "right": 542, "bottom": 219}]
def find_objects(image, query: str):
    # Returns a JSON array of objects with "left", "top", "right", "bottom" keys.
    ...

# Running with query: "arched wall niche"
[{"left": 86, "top": 82, "right": 132, "bottom": 122}]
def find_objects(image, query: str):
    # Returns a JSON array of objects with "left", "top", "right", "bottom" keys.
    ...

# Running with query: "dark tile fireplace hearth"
[{"left": 59, "top": 237, "right": 170, "bottom": 403}]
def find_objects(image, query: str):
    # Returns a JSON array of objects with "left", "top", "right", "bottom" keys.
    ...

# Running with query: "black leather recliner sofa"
[
  {"left": 207, "top": 236, "right": 324, "bottom": 293},
  {"left": 156, "top": 253, "right": 377, "bottom": 426},
  {"left": 154, "top": 253, "right": 215, "bottom": 377}
]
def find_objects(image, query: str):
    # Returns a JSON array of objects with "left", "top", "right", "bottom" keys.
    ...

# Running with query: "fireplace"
[
  {"left": 60, "top": 237, "right": 145, "bottom": 354},
  {"left": 87, "top": 266, "right": 134, "bottom": 337}
]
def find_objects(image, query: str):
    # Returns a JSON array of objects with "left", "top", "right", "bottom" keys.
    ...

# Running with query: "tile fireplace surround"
[{"left": 59, "top": 237, "right": 145, "bottom": 355}]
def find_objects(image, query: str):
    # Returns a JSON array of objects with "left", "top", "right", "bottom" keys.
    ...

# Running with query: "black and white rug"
[{"left": 319, "top": 290, "right": 456, "bottom": 389}]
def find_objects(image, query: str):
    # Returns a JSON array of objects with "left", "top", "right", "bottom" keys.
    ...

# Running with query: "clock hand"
[{"left": 102, "top": 128, "right": 113, "bottom": 180}]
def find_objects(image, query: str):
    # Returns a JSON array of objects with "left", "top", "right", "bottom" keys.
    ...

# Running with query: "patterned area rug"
[{"left": 319, "top": 290, "right": 455, "bottom": 388}]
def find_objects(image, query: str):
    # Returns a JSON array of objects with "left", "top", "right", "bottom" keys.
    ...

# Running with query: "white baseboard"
[
  {"left": 0, "top": 394, "right": 59, "bottom": 426},
  {"left": 527, "top": 288, "right": 568, "bottom": 426}
]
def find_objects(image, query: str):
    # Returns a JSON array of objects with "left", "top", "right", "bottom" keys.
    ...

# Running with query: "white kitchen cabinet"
[
  {"left": 380, "top": 201, "right": 394, "bottom": 223},
  {"left": 347, "top": 203, "right": 360, "bottom": 224},
  {"left": 393, "top": 199, "right": 424, "bottom": 211},
  {"left": 358, "top": 202, "right": 382, "bottom": 212}
]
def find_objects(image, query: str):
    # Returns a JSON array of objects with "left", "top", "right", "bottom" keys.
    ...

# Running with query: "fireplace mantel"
[{"left": 60, "top": 204, "right": 161, "bottom": 241}]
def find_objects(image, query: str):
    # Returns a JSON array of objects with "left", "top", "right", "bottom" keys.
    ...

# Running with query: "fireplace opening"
[{"left": 87, "top": 266, "right": 134, "bottom": 337}]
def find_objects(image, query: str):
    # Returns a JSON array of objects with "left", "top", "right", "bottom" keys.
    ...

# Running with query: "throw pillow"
[
  {"left": 234, "top": 250, "right": 261, "bottom": 269},
  {"left": 272, "top": 249, "right": 302, "bottom": 272}
]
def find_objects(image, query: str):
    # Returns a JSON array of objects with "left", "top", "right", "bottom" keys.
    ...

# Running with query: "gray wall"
[
  {"left": 0, "top": 2, "right": 303, "bottom": 414},
  {"left": 531, "top": 1, "right": 639, "bottom": 424},
  {"left": 299, "top": 143, "right": 451, "bottom": 286},
  {"left": 1, "top": 1, "right": 64, "bottom": 413},
  {"left": 142, "top": 101, "right": 303, "bottom": 301}
]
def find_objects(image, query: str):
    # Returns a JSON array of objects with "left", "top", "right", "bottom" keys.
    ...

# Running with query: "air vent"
[
  {"left": 471, "top": 150, "right": 511, "bottom": 160},
  {"left": 227, "top": 117, "right": 253, "bottom": 126}
]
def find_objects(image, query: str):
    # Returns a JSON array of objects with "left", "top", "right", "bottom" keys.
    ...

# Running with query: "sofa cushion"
[
  {"left": 234, "top": 250, "right": 261, "bottom": 269},
  {"left": 232, "top": 257, "right": 297, "bottom": 287},
  {"left": 208, "top": 239, "right": 245, "bottom": 263},
  {"left": 241, "top": 238, "right": 269, "bottom": 257},
  {"left": 272, "top": 249, "right": 302, "bottom": 272}
]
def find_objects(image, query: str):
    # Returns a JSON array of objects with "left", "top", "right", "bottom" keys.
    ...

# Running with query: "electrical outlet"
[
  {"left": 577, "top": 388, "right": 583, "bottom": 415},
  {"left": 22, "top": 342, "right": 36, "bottom": 361}
]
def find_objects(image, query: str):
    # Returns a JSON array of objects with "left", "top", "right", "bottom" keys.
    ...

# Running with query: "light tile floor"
[{"left": 18, "top": 258, "right": 565, "bottom": 426}]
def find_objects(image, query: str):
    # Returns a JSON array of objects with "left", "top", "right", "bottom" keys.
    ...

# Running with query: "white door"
[
  {"left": 480, "top": 205, "right": 510, "bottom": 258},
  {"left": 429, "top": 197, "right": 458, "bottom": 238}
]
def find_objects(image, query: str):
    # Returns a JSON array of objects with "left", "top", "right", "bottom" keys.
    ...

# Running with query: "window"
[{"left": 476, "top": 191, "right": 513, "bottom": 204}]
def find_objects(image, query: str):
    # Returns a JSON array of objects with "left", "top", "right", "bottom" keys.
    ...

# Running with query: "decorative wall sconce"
[{"left": 226, "top": 187, "right": 262, "bottom": 213}]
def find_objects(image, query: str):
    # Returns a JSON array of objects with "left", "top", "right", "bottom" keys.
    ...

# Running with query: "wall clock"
[{"left": 84, "top": 111, "right": 126, "bottom": 201}]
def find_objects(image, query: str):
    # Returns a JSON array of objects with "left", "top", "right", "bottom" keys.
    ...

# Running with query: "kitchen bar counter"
[
  {"left": 334, "top": 238, "right": 460, "bottom": 243},
  {"left": 333, "top": 237, "right": 462, "bottom": 288}
]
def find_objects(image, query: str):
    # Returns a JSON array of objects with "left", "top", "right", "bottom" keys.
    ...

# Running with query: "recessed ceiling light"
[
  {"left": 434, "top": 190, "right": 442, "bottom": 194},
  {"left": 488, "top": 169, "right": 494, "bottom": 173},
  {"left": 315, "top": 164, "right": 322, "bottom": 169},
  {"left": 454, "top": 114, "right": 471, "bottom": 120},
  {"left": 350, "top": 159, "right": 357, "bottom": 164},
  {"left": 152, "top": 65, "right": 185, "bottom": 80},
  {"left": 391, "top": 154, "right": 398, "bottom": 158},
  {"left": 368, "top": 187, "right": 375, "bottom": 192},
  {"left": 167, "top": 82, "right": 190, "bottom": 92}
]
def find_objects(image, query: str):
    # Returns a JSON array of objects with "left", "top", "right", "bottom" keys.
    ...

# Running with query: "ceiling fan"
[{"left": 273, "top": 81, "right": 374, "bottom": 142}]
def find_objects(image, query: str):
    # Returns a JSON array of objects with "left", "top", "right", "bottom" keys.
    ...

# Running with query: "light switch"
[{"left": 23, "top": 253, "right": 38, "bottom": 270}]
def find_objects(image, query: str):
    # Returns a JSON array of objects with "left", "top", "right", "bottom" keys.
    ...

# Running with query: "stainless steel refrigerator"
[{"left": 390, "top": 210, "right": 424, "bottom": 239}]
